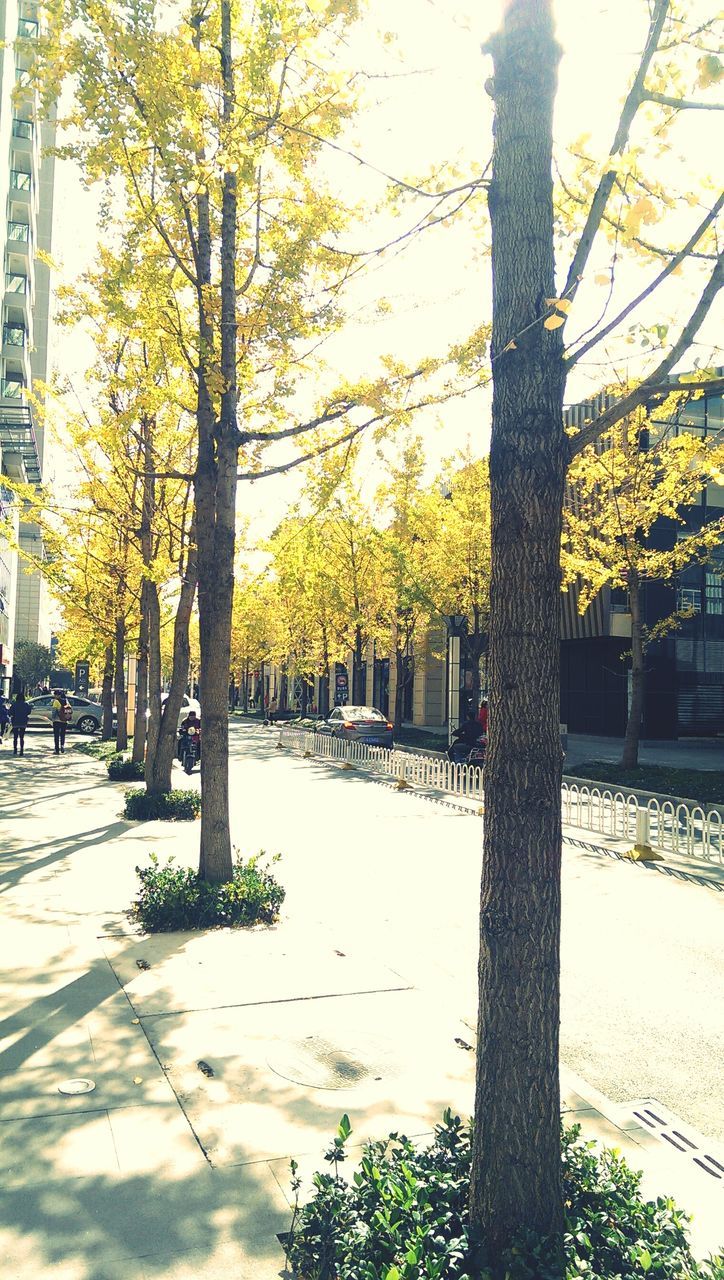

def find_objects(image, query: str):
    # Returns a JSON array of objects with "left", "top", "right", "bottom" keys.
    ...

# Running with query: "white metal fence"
[{"left": 278, "top": 726, "right": 723, "bottom": 866}]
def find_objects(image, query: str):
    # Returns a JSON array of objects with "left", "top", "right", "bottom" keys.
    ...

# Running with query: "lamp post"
[{"left": 445, "top": 614, "right": 467, "bottom": 745}]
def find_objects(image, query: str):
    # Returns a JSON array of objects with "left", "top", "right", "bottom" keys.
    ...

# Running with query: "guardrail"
[{"left": 278, "top": 726, "right": 723, "bottom": 866}]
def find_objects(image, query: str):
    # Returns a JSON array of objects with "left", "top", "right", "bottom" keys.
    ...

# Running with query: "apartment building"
[{"left": 0, "top": 0, "right": 55, "bottom": 689}]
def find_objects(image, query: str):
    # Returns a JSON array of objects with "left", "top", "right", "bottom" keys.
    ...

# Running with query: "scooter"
[
  {"left": 446, "top": 733, "right": 487, "bottom": 767},
  {"left": 179, "top": 724, "right": 201, "bottom": 774}
]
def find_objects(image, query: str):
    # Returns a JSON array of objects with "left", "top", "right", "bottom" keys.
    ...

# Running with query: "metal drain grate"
[{"left": 629, "top": 1101, "right": 724, "bottom": 1184}]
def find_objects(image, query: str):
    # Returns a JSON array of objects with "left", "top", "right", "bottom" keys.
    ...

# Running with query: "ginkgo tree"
[
  {"left": 562, "top": 395, "right": 724, "bottom": 768},
  {"left": 37, "top": 0, "right": 487, "bottom": 883}
]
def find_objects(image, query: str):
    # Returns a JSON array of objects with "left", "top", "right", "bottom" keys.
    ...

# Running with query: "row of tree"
[{"left": 0, "top": 0, "right": 720, "bottom": 1272}]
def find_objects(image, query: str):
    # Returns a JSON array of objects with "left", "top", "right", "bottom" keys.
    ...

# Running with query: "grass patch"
[
  {"left": 123, "top": 788, "right": 200, "bottom": 821},
  {"left": 285, "top": 1112, "right": 723, "bottom": 1280},
  {"left": 74, "top": 738, "right": 122, "bottom": 761},
  {"left": 566, "top": 761, "right": 724, "bottom": 807},
  {"left": 107, "top": 753, "right": 145, "bottom": 782},
  {"left": 131, "top": 851, "right": 285, "bottom": 931}
]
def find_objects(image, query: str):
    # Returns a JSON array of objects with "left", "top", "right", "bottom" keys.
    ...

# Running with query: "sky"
[{"left": 46, "top": 0, "right": 723, "bottom": 540}]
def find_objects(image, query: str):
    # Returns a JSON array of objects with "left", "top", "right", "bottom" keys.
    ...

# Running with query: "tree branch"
[
  {"left": 646, "top": 91, "right": 724, "bottom": 111},
  {"left": 569, "top": 251, "right": 724, "bottom": 456},
  {"left": 562, "top": 0, "right": 670, "bottom": 305},
  {"left": 566, "top": 192, "right": 724, "bottom": 369}
]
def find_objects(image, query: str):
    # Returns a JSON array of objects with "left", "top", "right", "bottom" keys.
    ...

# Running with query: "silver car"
[
  {"left": 26, "top": 693, "right": 102, "bottom": 735},
  {"left": 315, "top": 705, "right": 393, "bottom": 747}
]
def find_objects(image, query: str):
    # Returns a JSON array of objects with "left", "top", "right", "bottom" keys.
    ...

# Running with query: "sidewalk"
[{"left": 0, "top": 729, "right": 721, "bottom": 1277}]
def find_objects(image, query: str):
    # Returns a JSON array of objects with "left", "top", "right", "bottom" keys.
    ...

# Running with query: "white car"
[
  {"left": 161, "top": 692, "right": 201, "bottom": 729},
  {"left": 26, "top": 693, "right": 102, "bottom": 735}
]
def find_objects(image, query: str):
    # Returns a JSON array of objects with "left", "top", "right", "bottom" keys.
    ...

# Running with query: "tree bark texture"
[
  {"left": 621, "top": 577, "right": 644, "bottom": 768},
  {"left": 114, "top": 615, "right": 127, "bottom": 752},
  {"left": 144, "top": 579, "right": 162, "bottom": 782},
  {"left": 147, "top": 548, "right": 197, "bottom": 794},
  {"left": 470, "top": 3, "right": 566, "bottom": 1274},
  {"left": 132, "top": 580, "right": 150, "bottom": 764},
  {"left": 195, "top": 0, "right": 238, "bottom": 883},
  {"left": 101, "top": 643, "right": 114, "bottom": 740}
]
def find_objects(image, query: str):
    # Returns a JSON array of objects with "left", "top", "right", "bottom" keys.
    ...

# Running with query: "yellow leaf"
[
  {"left": 544, "top": 314, "right": 566, "bottom": 330},
  {"left": 504, "top": 340, "right": 517, "bottom": 352},
  {"left": 133, "top": 1077, "right": 143, "bottom": 1085},
  {"left": 594, "top": 273, "right": 609, "bottom": 286},
  {"left": 131, "top": 1018, "right": 140, "bottom": 1025},
  {"left": 545, "top": 297, "right": 571, "bottom": 313}
]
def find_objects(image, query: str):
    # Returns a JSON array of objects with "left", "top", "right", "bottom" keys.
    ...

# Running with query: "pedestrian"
[
  {"left": 51, "top": 688, "right": 72, "bottom": 754},
  {"left": 268, "top": 697, "right": 277, "bottom": 725},
  {"left": 10, "top": 692, "right": 31, "bottom": 756},
  {"left": 477, "top": 697, "right": 489, "bottom": 735},
  {"left": 0, "top": 695, "right": 10, "bottom": 745}
]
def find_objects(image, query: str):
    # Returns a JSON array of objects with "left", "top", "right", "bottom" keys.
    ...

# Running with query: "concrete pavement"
[{"left": 0, "top": 722, "right": 722, "bottom": 1278}]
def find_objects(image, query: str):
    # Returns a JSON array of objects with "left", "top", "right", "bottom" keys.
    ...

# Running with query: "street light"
[{"left": 444, "top": 614, "right": 467, "bottom": 745}]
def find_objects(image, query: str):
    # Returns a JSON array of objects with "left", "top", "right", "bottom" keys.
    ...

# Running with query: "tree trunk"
[
  {"left": 147, "top": 548, "right": 197, "bottom": 794},
  {"left": 194, "top": 0, "right": 237, "bottom": 884},
  {"left": 101, "top": 643, "right": 114, "bottom": 740},
  {"left": 353, "top": 623, "right": 364, "bottom": 703},
  {"left": 114, "top": 615, "right": 127, "bottom": 752},
  {"left": 394, "top": 646, "right": 406, "bottom": 734},
  {"left": 621, "top": 577, "right": 644, "bottom": 768},
  {"left": 469, "top": 4, "right": 566, "bottom": 1275},
  {"left": 144, "top": 579, "right": 162, "bottom": 780},
  {"left": 132, "top": 581, "right": 150, "bottom": 763}
]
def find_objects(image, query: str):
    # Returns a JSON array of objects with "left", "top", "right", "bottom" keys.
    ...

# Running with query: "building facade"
[
  {"left": 560, "top": 381, "right": 724, "bottom": 739},
  {"left": 0, "top": 0, "right": 55, "bottom": 689}
]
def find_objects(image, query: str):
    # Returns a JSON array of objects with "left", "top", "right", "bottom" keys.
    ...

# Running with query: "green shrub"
[
  {"left": 285, "top": 1112, "right": 724, "bottom": 1280},
  {"left": 123, "top": 788, "right": 201, "bottom": 822},
  {"left": 108, "top": 754, "right": 145, "bottom": 782},
  {"left": 130, "top": 850, "right": 285, "bottom": 931}
]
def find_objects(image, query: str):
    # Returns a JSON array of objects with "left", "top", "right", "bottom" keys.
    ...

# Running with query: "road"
[{"left": 227, "top": 721, "right": 724, "bottom": 1142}]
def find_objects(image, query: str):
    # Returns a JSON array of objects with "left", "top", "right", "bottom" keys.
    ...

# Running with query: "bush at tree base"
[
  {"left": 123, "top": 788, "right": 200, "bottom": 821},
  {"left": 284, "top": 1111, "right": 724, "bottom": 1280},
  {"left": 130, "top": 851, "right": 285, "bottom": 931},
  {"left": 107, "top": 754, "right": 145, "bottom": 782}
]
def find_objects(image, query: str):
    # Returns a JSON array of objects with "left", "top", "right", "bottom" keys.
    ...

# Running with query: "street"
[{"left": 2, "top": 718, "right": 723, "bottom": 1144}]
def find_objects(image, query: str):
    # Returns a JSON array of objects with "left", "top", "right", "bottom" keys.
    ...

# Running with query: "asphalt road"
[{"left": 227, "top": 721, "right": 724, "bottom": 1143}]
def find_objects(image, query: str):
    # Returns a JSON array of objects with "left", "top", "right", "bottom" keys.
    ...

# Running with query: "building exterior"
[
  {"left": 0, "top": 0, "right": 55, "bottom": 689},
  {"left": 560, "top": 380, "right": 724, "bottom": 739}
]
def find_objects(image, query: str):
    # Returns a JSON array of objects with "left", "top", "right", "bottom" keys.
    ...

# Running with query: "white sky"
[{"left": 47, "top": 0, "right": 723, "bottom": 537}]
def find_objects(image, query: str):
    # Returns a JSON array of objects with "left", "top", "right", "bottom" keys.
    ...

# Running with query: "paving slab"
[
  {"left": 0, "top": 1037, "right": 174, "bottom": 1120},
  {"left": 143, "top": 987, "right": 475, "bottom": 1168},
  {"left": 104, "top": 925, "right": 411, "bottom": 1016}
]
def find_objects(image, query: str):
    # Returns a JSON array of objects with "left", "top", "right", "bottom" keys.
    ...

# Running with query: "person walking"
[
  {"left": 51, "top": 689, "right": 71, "bottom": 754},
  {"left": 10, "top": 692, "right": 31, "bottom": 756}
]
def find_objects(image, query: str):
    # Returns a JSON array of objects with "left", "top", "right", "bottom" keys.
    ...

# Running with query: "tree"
[
  {"left": 562, "top": 398, "right": 724, "bottom": 767},
  {"left": 39, "top": 0, "right": 485, "bottom": 883},
  {"left": 471, "top": 1, "right": 722, "bottom": 1273},
  {"left": 13, "top": 640, "right": 53, "bottom": 690}
]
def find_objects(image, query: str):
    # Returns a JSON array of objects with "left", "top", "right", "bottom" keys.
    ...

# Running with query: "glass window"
[
  {"left": 1, "top": 377, "right": 23, "bottom": 398},
  {"left": 5, "top": 273, "right": 27, "bottom": 292},
  {"left": 12, "top": 118, "right": 33, "bottom": 139},
  {"left": 705, "top": 572, "right": 723, "bottom": 616},
  {"left": 8, "top": 222, "right": 30, "bottom": 242},
  {"left": 677, "top": 588, "right": 702, "bottom": 613},
  {"left": 17, "top": 17, "right": 39, "bottom": 37},
  {"left": 10, "top": 170, "right": 31, "bottom": 191},
  {"left": 3, "top": 323, "right": 26, "bottom": 346}
]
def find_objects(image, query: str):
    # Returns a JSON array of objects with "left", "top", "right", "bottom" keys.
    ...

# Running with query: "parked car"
[
  {"left": 161, "top": 692, "right": 201, "bottom": 730},
  {"left": 26, "top": 693, "right": 102, "bottom": 735},
  {"left": 315, "top": 705, "right": 394, "bottom": 747}
]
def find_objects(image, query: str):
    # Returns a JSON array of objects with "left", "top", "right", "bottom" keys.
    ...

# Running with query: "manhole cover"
[
  {"left": 268, "top": 1035, "right": 397, "bottom": 1091},
  {"left": 58, "top": 1078, "right": 96, "bottom": 1096}
]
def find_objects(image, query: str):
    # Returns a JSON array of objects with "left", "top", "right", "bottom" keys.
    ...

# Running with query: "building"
[
  {"left": 0, "top": 0, "right": 56, "bottom": 688},
  {"left": 560, "top": 380, "right": 724, "bottom": 739}
]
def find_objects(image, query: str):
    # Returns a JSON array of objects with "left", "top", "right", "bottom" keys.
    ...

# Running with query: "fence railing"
[{"left": 278, "top": 726, "right": 722, "bottom": 866}]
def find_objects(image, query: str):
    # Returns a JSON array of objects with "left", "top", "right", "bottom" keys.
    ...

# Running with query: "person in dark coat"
[{"left": 10, "top": 692, "right": 31, "bottom": 756}]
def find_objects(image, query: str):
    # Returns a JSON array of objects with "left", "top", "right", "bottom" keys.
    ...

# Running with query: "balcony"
[
  {"left": 11, "top": 117, "right": 35, "bottom": 159},
  {"left": 7, "top": 221, "right": 31, "bottom": 269},
  {"left": 2, "top": 323, "right": 30, "bottom": 385},
  {"left": 8, "top": 170, "right": 33, "bottom": 218},
  {"left": 0, "top": 404, "right": 41, "bottom": 484}
]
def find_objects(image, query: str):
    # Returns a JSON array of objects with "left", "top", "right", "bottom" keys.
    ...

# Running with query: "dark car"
[{"left": 315, "top": 705, "right": 393, "bottom": 747}]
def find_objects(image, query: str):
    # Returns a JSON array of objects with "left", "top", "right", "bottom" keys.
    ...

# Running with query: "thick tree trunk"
[
  {"left": 132, "top": 581, "right": 150, "bottom": 764},
  {"left": 394, "top": 647, "right": 406, "bottom": 734},
  {"left": 470, "top": 4, "right": 566, "bottom": 1275},
  {"left": 147, "top": 549, "right": 197, "bottom": 794},
  {"left": 144, "top": 579, "right": 162, "bottom": 780},
  {"left": 101, "top": 643, "right": 114, "bottom": 740},
  {"left": 194, "top": 0, "right": 237, "bottom": 884},
  {"left": 353, "top": 623, "right": 364, "bottom": 703},
  {"left": 114, "top": 615, "right": 127, "bottom": 752},
  {"left": 622, "top": 578, "right": 644, "bottom": 768}
]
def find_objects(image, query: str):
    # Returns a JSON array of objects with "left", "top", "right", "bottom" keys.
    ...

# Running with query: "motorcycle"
[
  {"left": 446, "top": 733, "right": 486, "bottom": 767},
  {"left": 178, "top": 724, "right": 201, "bottom": 774}
]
